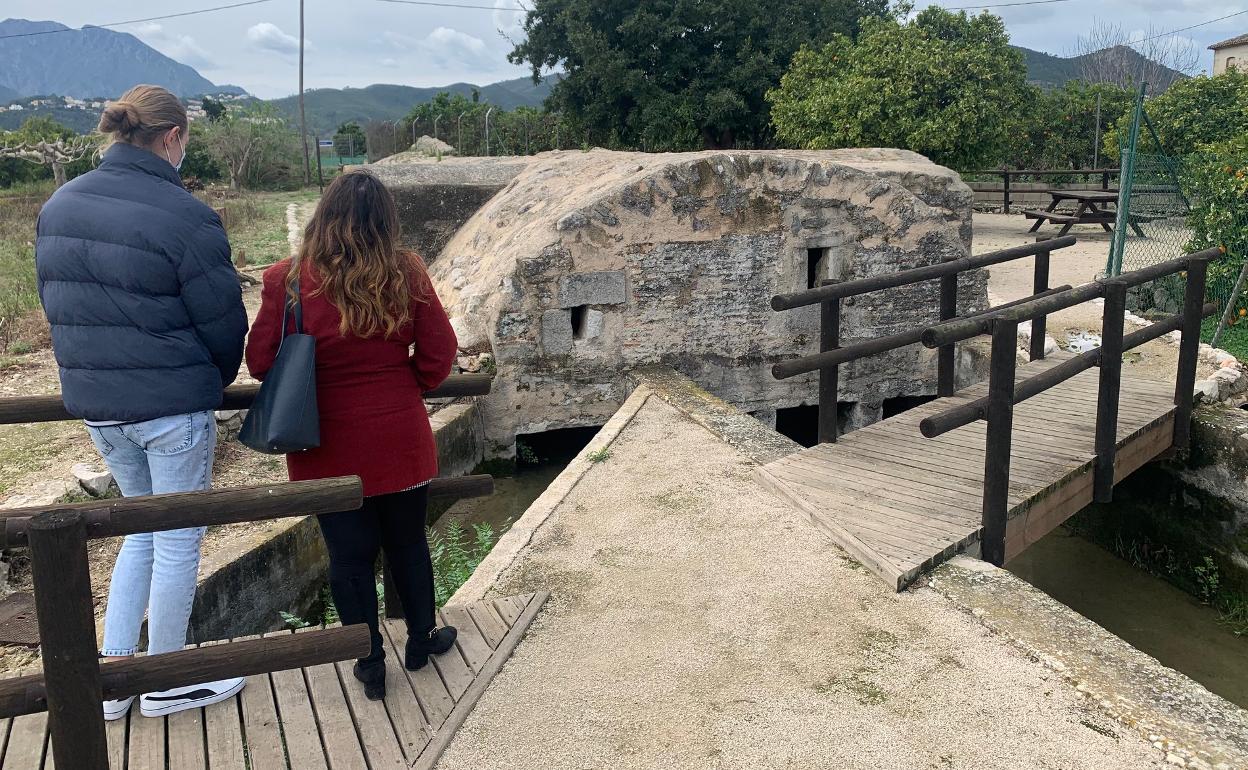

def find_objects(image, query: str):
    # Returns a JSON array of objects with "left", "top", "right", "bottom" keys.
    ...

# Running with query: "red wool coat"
[{"left": 245, "top": 258, "right": 458, "bottom": 497}]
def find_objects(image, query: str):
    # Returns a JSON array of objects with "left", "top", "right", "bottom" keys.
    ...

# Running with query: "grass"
[
  {"left": 586, "top": 448, "right": 611, "bottom": 463},
  {"left": 0, "top": 182, "right": 52, "bottom": 353},
  {"left": 281, "top": 519, "right": 501, "bottom": 628},
  {"left": 1204, "top": 315, "right": 1248, "bottom": 362},
  {"left": 196, "top": 188, "right": 320, "bottom": 267}
]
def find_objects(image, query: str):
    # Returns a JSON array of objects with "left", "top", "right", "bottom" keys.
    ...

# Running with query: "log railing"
[
  {"left": 918, "top": 248, "right": 1217, "bottom": 565},
  {"left": 770, "top": 236, "right": 1077, "bottom": 444},
  {"left": 0, "top": 372, "right": 496, "bottom": 768}
]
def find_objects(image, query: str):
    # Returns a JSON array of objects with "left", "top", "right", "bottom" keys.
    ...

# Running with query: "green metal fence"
[{"left": 1104, "top": 92, "right": 1248, "bottom": 358}]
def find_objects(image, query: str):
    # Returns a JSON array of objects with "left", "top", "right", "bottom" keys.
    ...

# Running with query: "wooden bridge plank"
[
  {"left": 374, "top": 618, "right": 436, "bottom": 757},
  {"left": 440, "top": 605, "right": 491, "bottom": 674},
  {"left": 331, "top": 658, "right": 409, "bottom": 769},
  {"left": 125, "top": 706, "right": 165, "bottom": 770},
  {"left": 432, "top": 608, "right": 477, "bottom": 701},
  {"left": 492, "top": 597, "right": 522, "bottom": 626},
  {"left": 1, "top": 713, "right": 47, "bottom": 770},
  {"left": 263, "top": 630, "right": 330, "bottom": 770},
  {"left": 782, "top": 451, "right": 986, "bottom": 510},
  {"left": 385, "top": 618, "right": 457, "bottom": 730},
  {"left": 105, "top": 715, "right": 127, "bottom": 770},
  {"left": 166, "top": 707, "right": 208, "bottom": 770},
  {"left": 467, "top": 602, "right": 508, "bottom": 649},
  {"left": 239, "top": 672, "right": 287, "bottom": 770},
  {"left": 303, "top": 658, "right": 369, "bottom": 770}
]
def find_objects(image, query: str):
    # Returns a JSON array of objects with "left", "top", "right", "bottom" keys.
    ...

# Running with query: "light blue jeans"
[{"left": 87, "top": 412, "right": 215, "bottom": 657}]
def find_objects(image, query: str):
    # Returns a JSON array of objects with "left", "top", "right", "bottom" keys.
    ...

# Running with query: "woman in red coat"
[{"left": 246, "top": 171, "right": 459, "bottom": 700}]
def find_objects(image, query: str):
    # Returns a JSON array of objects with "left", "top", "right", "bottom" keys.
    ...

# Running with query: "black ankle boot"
[
  {"left": 352, "top": 658, "right": 386, "bottom": 700},
  {"left": 405, "top": 626, "right": 457, "bottom": 670}
]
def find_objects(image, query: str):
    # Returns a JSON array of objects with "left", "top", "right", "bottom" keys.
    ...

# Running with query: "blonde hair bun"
[{"left": 98, "top": 101, "right": 141, "bottom": 138}]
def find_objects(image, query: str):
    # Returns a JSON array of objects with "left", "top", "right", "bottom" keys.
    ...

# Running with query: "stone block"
[
  {"left": 1194, "top": 380, "right": 1220, "bottom": 403},
  {"left": 541, "top": 309, "right": 573, "bottom": 355},
  {"left": 558, "top": 271, "right": 627, "bottom": 308},
  {"left": 72, "top": 463, "right": 114, "bottom": 498},
  {"left": 578, "top": 309, "right": 605, "bottom": 340}
]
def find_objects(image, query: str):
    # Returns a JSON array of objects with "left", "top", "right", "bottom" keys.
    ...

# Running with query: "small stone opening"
[
  {"left": 882, "top": 395, "right": 936, "bottom": 419},
  {"left": 806, "top": 248, "right": 828, "bottom": 290},
  {"left": 570, "top": 306, "right": 589, "bottom": 339},
  {"left": 515, "top": 425, "right": 600, "bottom": 466},
  {"left": 774, "top": 402, "right": 857, "bottom": 447}
]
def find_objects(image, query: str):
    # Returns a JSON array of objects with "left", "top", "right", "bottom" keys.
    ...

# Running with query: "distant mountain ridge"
[
  {"left": 268, "top": 77, "right": 557, "bottom": 135},
  {"left": 1013, "top": 45, "right": 1186, "bottom": 90},
  {"left": 0, "top": 18, "right": 244, "bottom": 100}
]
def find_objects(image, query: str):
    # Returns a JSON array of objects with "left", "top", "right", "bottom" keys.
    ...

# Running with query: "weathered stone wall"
[{"left": 415, "top": 148, "right": 983, "bottom": 451}]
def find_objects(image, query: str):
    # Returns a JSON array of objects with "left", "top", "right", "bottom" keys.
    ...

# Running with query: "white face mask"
[{"left": 165, "top": 130, "right": 186, "bottom": 172}]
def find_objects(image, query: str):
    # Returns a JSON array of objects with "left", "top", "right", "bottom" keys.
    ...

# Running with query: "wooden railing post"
[
  {"left": 981, "top": 318, "right": 1018, "bottom": 566},
  {"left": 937, "top": 267, "right": 958, "bottom": 397},
  {"left": 1002, "top": 169, "right": 1011, "bottom": 213},
  {"left": 818, "top": 287, "right": 841, "bottom": 444},
  {"left": 1102, "top": 170, "right": 1111, "bottom": 191},
  {"left": 1173, "top": 256, "right": 1210, "bottom": 449},
  {"left": 1030, "top": 242, "right": 1051, "bottom": 361},
  {"left": 28, "top": 510, "right": 108, "bottom": 770},
  {"left": 1094, "top": 280, "right": 1127, "bottom": 502}
]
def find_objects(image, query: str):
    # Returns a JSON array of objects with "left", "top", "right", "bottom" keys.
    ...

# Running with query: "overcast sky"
[{"left": 5, "top": 0, "right": 1244, "bottom": 98}]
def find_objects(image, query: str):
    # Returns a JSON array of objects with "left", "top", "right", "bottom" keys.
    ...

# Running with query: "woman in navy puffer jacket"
[{"left": 35, "top": 84, "right": 249, "bottom": 722}]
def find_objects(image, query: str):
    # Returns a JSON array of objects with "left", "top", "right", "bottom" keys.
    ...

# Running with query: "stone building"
[
  {"left": 1210, "top": 34, "right": 1248, "bottom": 75},
  {"left": 369, "top": 148, "right": 985, "bottom": 452}
]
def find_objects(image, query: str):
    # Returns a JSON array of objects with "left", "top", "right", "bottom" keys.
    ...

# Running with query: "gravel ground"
[
  {"left": 437, "top": 395, "right": 1168, "bottom": 770},
  {"left": 975, "top": 212, "right": 1223, "bottom": 382}
]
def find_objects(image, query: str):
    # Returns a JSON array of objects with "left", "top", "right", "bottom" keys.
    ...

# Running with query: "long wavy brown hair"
[{"left": 290, "top": 170, "right": 430, "bottom": 338}]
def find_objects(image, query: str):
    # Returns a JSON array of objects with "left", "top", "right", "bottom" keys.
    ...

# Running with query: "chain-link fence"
[{"left": 1104, "top": 107, "right": 1248, "bottom": 358}]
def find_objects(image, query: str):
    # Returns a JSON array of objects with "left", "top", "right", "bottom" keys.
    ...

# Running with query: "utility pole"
[{"left": 298, "top": 0, "right": 311, "bottom": 185}]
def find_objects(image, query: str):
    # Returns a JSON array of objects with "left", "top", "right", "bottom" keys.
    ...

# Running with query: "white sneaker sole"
[
  {"left": 139, "top": 679, "right": 245, "bottom": 718},
  {"left": 103, "top": 697, "right": 135, "bottom": 721}
]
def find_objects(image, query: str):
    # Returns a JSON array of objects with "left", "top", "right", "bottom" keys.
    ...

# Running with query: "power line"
[
  {"left": 1124, "top": 9, "right": 1248, "bottom": 46},
  {"left": 944, "top": 0, "right": 1075, "bottom": 10},
  {"left": 376, "top": 0, "right": 527, "bottom": 11},
  {"left": 0, "top": 0, "right": 277, "bottom": 40}
]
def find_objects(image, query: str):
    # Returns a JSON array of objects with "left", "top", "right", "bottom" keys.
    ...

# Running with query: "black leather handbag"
[{"left": 238, "top": 267, "right": 320, "bottom": 454}]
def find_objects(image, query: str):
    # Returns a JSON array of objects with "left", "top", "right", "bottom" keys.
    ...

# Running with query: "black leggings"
[{"left": 316, "top": 485, "right": 434, "bottom": 663}]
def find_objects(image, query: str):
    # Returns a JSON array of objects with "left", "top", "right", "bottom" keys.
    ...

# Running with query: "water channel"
[{"left": 1008, "top": 527, "right": 1248, "bottom": 709}]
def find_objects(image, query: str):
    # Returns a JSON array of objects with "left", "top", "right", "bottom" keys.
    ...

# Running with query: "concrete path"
[{"left": 438, "top": 389, "right": 1170, "bottom": 769}]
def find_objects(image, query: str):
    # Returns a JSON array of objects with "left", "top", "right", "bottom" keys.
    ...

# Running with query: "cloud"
[
  {"left": 493, "top": 0, "right": 527, "bottom": 40},
  {"left": 247, "top": 22, "right": 306, "bottom": 56},
  {"left": 380, "top": 57, "right": 401, "bottom": 69},
  {"left": 417, "top": 27, "right": 491, "bottom": 69},
  {"left": 134, "top": 22, "right": 215, "bottom": 70}
]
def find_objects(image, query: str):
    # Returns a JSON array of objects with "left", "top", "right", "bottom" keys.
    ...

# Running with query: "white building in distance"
[{"left": 1210, "top": 34, "right": 1248, "bottom": 75}]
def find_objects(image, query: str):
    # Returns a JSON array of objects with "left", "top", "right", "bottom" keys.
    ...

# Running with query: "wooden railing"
[
  {"left": 918, "top": 248, "right": 1217, "bottom": 564},
  {"left": 969, "top": 168, "right": 1118, "bottom": 212},
  {"left": 0, "top": 372, "right": 495, "bottom": 768},
  {"left": 770, "top": 236, "right": 1077, "bottom": 443}
]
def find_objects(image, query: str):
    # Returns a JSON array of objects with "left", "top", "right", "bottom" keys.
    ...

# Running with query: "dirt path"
[{"left": 975, "top": 212, "right": 1225, "bottom": 383}]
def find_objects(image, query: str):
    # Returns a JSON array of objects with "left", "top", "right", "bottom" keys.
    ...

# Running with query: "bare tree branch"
[{"left": 1071, "top": 20, "right": 1201, "bottom": 91}]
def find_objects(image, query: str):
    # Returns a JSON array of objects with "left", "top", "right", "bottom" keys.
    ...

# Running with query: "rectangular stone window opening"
[
  {"left": 570, "top": 305, "right": 589, "bottom": 340},
  {"left": 806, "top": 247, "right": 829, "bottom": 290},
  {"left": 882, "top": 395, "right": 936, "bottom": 420},
  {"left": 774, "top": 402, "right": 857, "bottom": 447}
]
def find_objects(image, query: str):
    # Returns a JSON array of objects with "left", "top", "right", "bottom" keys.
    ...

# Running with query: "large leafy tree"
[
  {"left": 1010, "top": 81, "right": 1134, "bottom": 170},
  {"left": 1104, "top": 70, "right": 1248, "bottom": 159},
  {"left": 508, "top": 0, "right": 890, "bottom": 151},
  {"left": 767, "top": 8, "right": 1028, "bottom": 170}
]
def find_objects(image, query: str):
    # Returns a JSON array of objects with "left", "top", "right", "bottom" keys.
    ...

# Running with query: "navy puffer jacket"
[{"left": 36, "top": 142, "right": 248, "bottom": 423}]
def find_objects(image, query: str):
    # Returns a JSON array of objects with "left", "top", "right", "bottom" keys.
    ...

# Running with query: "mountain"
[
  {"left": 1015, "top": 45, "right": 1186, "bottom": 90},
  {"left": 0, "top": 19, "right": 244, "bottom": 100},
  {"left": 268, "top": 76, "right": 557, "bottom": 135},
  {"left": 0, "top": 84, "right": 17, "bottom": 105}
]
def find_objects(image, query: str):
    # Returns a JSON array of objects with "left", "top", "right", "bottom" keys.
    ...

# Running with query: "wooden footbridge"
[
  {"left": 762, "top": 237, "right": 1218, "bottom": 590},
  {"left": 0, "top": 374, "right": 555, "bottom": 770}
]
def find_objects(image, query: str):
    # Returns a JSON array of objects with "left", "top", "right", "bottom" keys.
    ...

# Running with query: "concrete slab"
[{"left": 436, "top": 389, "right": 1178, "bottom": 769}]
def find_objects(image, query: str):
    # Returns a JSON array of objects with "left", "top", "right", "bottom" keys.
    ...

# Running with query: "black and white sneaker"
[
  {"left": 103, "top": 696, "right": 135, "bottom": 721},
  {"left": 139, "top": 677, "right": 245, "bottom": 718}
]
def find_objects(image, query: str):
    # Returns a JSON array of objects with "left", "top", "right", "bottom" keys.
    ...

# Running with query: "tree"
[
  {"left": 0, "top": 117, "right": 97, "bottom": 187},
  {"left": 1104, "top": 70, "right": 1248, "bottom": 159},
  {"left": 768, "top": 8, "right": 1029, "bottom": 170},
  {"left": 333, "top": 122, "right": 366, "bottom": 159},
  {"left": 201, "top": 97, "right": 227, "bottom": 122},
  {"left": 1009, "top": 81, "right": 1134, "bottom": 170},
  {"left": 508, "top": 0, "right": 890, "bottom": 151},
  {"left": 199, "top": 103, "right": 302, "bottom": 190}
]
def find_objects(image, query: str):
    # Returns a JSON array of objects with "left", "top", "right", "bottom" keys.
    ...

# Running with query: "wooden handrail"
[
  {"left": 0, "top": 625, "right": 370, "bottom": 720},
  {"left": 0, "top": 372, "right": 493, "bottom": 426}
]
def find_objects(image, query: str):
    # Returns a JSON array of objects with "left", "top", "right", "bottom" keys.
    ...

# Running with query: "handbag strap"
[{"left": 279, "top": 258, "right": 305, "bottom": 342}]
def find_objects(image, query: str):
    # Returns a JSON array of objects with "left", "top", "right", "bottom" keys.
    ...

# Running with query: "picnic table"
[{"left": 1021, "top": 189, "right": 1146, "bottom": 237}]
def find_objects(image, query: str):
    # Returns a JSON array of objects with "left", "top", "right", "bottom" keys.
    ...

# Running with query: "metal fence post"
[
  {"left": 1094, "top": 280, "right": 1127, "bottom": 502},
  {"left": 1173, "top": 256, "right": 1210, "bottom": 449},
  {"left": 981, "top": 318, "right": 1018, "bottom": 566},
  {"left": 818, "top": 289, "right": 841, "bottom": 444},
  {"left": 28, "top": 510, "right": 108, "bottom": 769}
]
